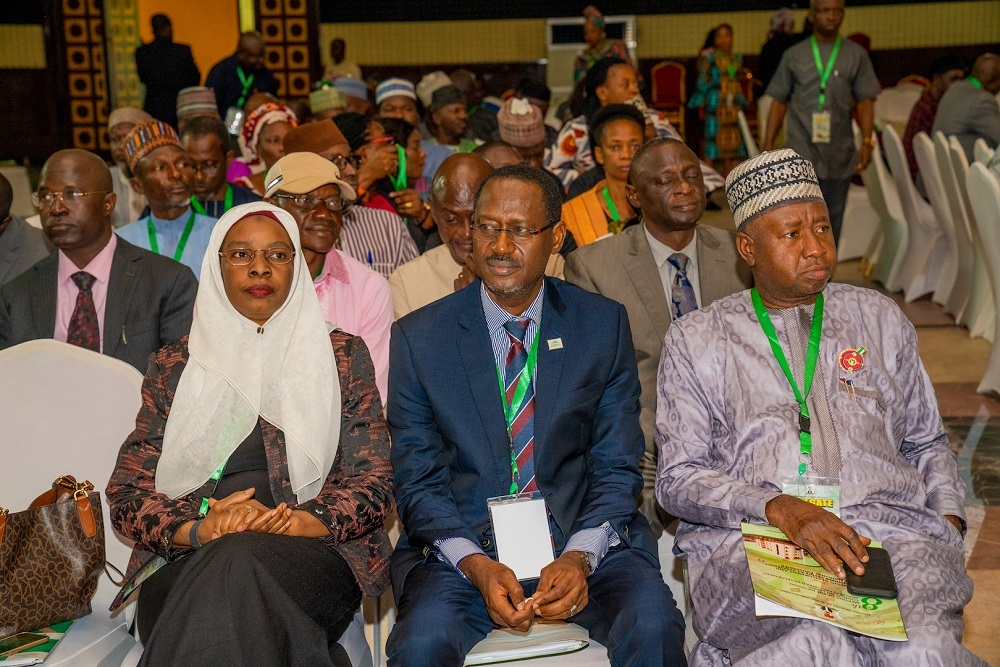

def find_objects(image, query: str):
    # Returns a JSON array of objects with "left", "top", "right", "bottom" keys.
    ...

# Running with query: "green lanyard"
[
  {"left": 147, "top": 209, "right": 197, "bottom": 263},
  {"left": 493, "top": 326, "right": 541, "bottom": 494},
  {"left": 751, "top": 288, "right": 825, "bottom": 476},
  {"left": 810, "top": 35, "right": 842, "bottom": 111},
  {"left": 191, "top": 184, "right": 233, "bottom": 216},
  {"left": 236, "top": 66, "right": 256, "bottom": 109},
  {"left": 968, "top": 76, "right": 983, "bottom": 89},
  {"left": 199, "top": 461, "right": 227, "bottom": 515},
  {"left": 602, "top": 186, "right": 625, "bottom": 234},
  {"left": 389, "top": 145, "right": 408, "bottom": 191}
]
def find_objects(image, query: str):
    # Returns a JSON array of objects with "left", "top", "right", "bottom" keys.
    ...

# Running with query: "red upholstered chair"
[{"left": 651, "top": 60, "right": 686, "bottom": 138}]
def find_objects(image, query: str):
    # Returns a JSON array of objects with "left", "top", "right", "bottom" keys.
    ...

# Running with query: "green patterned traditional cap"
[{"left": 725, "top": 149, "right": 825, "bottom": 231}]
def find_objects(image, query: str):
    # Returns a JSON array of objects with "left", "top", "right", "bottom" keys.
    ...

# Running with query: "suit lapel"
[
  {"left": 102, "top": 241, "right": 140, "bottom": 357},
  {"left": 30, "top": 254, "right": 58, "bottom": 339},
  {"left": 456, "top": 283, "right": 514, "bottom": 489},
  {"left": 625, "top": 226, "right": 672, "bottom": 335},
  {"left": 0, "top": 221, "right": 21, "bottom": 285},
  {"left": 696, "top": 227, "right": 729, "bottom": 305},
  {"left": 533, "top": 280, "right": 566, "bottom": 464}
]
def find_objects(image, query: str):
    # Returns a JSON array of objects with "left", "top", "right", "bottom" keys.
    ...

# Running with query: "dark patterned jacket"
[{"left": 106, "top": 332, "right": 393, "bottom": 598}]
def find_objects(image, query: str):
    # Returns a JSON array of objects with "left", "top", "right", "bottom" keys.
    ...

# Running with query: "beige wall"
[
  {"left": 0, "top": 25, "right": 46, "bottom": 68},
  {"left": 319, "top": 1, "right": 1000, "bottom": 66}
]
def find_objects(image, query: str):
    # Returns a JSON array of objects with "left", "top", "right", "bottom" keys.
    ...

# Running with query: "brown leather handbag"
[{"left": 0, "top": 475, "right": 106, "bottom": 639}]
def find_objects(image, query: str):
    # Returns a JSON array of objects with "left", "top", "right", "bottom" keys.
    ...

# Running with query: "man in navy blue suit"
[{"left": 386, "top": 164, "right": 686, "bottom": 666}]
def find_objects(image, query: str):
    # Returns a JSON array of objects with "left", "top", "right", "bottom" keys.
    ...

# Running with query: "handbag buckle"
[
  {"left": 0, "top": 507, "right": 7, "bottom": 517},
  {"left": 73, "top": 481, "right": 95, "bottom": 502}
]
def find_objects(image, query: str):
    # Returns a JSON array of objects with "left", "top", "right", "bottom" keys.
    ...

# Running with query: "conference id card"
[
  {"left": 782, "top": 476, "right": 841, "bottom": 517},
  {"left": 812, "top": 111, "right": 832, "bottom": 144},
  {"left": 487, "top": 492, "right": 554, "bottom": 581}
]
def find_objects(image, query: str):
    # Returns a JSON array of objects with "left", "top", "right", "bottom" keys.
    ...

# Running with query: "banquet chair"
[
  {"left": 966, "top": 162, "right": 1000, "bottom": 395},
  {"left": 862, "top": 132, "right": 907, "bottom": 289},
  {"left": 737, "top": 110, "right": 759, "bottom": 158},
  {"left": 650, "top": 61, "right": 686, "bottom": 139},
  {"left": 838, "top": 122, "right": 881, "bottom": 262},
  {"left": 0, "top": 340, "right": 140, "bottom": 666},
  {"left": 948, "top": 135, "right": 995, "bottom": 341},
  {"left": 933, "top": 132, "right": 976, "bottom": 323},
  {"left": 912, "top": 132, "right": 961, "bottom": 309},
  {"left": 973, "top": 138, "right": 995, "bottom": 165},
  {"left": 881, "top": 126, "right": 944, "bottom": 300}
]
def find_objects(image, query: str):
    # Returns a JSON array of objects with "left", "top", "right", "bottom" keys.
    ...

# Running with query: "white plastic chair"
[
  {"left": 966, "top": 162, "right": 1000, "bottom": 395},
  {"left": 838, "top": 122, "right": 881, "bottom": 262},
  {"left": 873, "top": 82, "right": 924, "bottom": 139},
  {"left": 949, "top": 136, "right": 996, "bottom": 341},
  {"left": 974, "top": 138, "right": 995, "bottom": 165},
  {"left": 0, "top": 165, "right": 35, "bottom": 219},
  {"left": 933, "top": 132, "right": 976, "bottom": 323},
  {"left": 0, "top": 340, "right": 141, "bottom": 666},
  {"left": 881, "top": 126, "right": 945, "bottom": 300},
  {"left": 912, "top": 132, "right": 960, "bottom": 308},
  {"left": 737, "top": 110, "right": 759, "bottom": 158}
]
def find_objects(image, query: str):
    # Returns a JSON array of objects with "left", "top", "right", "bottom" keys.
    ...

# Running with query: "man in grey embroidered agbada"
[{"left": 655, "top": 148, "right": 986, "bottom": 665}]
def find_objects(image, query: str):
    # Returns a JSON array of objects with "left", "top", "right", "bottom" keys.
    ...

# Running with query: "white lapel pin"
[{"left": 547, "top": 338, "right": 563, "bottom": 350}]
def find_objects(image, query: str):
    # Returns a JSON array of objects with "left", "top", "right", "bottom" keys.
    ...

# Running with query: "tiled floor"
[{"left": 835, "top": 260, "right": 1000, "bottom": 665}]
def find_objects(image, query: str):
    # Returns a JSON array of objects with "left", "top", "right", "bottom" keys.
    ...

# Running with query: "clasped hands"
[
  {"left": 458, "top": 551, "right": 590, "bottom": 632},
  {"left": 765, "top": 494, "right": 963, "bottom": 579},
  {"left": 174, "top": 488, "right": 327, "bottom": 549}
]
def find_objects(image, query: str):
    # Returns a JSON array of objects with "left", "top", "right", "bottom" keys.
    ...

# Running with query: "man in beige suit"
[
  {"left": 389, "top": 153, "right": 564, "bottom": 318},
  {"left": 565, "top": 138, "right": 751, "bottom": 535}
]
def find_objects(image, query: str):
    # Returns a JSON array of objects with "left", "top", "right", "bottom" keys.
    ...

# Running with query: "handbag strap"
[
  {"left": 22, "top": 476, "right": 98, "bottom": 539},
  {"left": 0, "top": 507, "right": 6, "bottom": 548}
]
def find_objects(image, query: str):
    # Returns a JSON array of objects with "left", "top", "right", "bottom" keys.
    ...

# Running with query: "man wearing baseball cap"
[
  {"left": 264, "top": 152, "right": 393, "bottom": 402},
  {"left": 115, "top": 119, "right": 215, "bottom": 279}
]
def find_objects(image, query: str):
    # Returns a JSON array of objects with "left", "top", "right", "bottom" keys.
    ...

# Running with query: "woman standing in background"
[{"left": 689, "top": 24, "right": 747, "bottom": 175}]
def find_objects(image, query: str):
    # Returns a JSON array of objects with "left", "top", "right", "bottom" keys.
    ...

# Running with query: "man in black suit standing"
[
  {"left": 0, "top": 149, "right": 197, "bottom": 372},
  {"left": 134, "top": 14, "right": 200, "bottom": 128}
]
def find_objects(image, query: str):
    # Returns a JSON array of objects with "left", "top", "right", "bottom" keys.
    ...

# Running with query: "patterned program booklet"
[{"left": 741, "top": 523, "right": 907, "bottom": 642}]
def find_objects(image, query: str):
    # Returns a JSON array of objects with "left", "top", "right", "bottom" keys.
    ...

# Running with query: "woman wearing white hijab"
[{"left": 107, "top": 202, "right": 393, "bottom": 667}]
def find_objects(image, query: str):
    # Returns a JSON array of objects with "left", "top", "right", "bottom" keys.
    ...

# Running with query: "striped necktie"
[
  {"left": 667, "top": 252, "right": 698, "bottom": 320},
  {"left": 503, "top": 318, "right": 537, "bottom": 493}
]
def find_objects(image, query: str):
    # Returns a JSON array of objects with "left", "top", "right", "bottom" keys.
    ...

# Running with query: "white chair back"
[
  {"left": 737, "top": 110, "right": 759, "bottom": 158},
  {"left": 0, "top": 165, "right": 35, "bottom": 219},
  {"left": 881, "top": 125, "right": 944, "bottom": 300},
  {"left": 912, "top": 132, "right": 960, "bottom": 307},
  {"left": 974, "top": 138, "right": 995, "bottom": 165},
  {"left": 0, "top": 340, "right": 142, "bottom": 664},
  {"left": 949, "top": 135, "right": 996, "bottom": 341},
  {"left": 862, "top": 132, "right": 908, "bottom": 291},
  {"left": 933, "top": 131, "right": 976, "bottom": 322},
  {"left": 966, "top": 162, "right": 1000, "bottom": 394},
  {"left": 873, "top": 83, "right": 923, "bottom": 138}
]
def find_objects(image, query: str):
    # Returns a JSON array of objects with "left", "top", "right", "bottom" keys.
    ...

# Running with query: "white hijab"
[{"left": 156, "top": 202, "right": 341, "bottom": 503}]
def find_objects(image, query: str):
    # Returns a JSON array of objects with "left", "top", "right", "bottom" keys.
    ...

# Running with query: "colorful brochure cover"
[{"left": 741, "top": 523, "right": 907, "bottom": 642}]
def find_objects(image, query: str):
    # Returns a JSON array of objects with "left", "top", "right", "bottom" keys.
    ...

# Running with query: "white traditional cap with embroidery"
[
  {"left": 375, "top": 77, "right": 416, "bottom": 106},
  {"left": 416, "top": 71, "right": 452, "bottom": 107},
  {"left": 725, "top": 149, "right": 826, "bottom": 231}
]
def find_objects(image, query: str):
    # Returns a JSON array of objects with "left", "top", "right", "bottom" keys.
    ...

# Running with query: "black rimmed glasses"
[{"left": 273, "top": 193, "right": 348, "bottom": 212}]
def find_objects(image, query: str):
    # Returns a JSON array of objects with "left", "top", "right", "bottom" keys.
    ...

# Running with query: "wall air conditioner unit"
[{"left": 545, "top": 15, "right": 637, "bottom": 104}]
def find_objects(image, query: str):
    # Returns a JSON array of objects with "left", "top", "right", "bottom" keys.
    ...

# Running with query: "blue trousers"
[{"left": 386, "top": 547, "right": 687, "bottom": 667}]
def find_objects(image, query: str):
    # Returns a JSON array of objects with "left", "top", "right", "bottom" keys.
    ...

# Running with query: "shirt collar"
[
  {"left": 58, "top": 232, "right": 117, "bottom": 286},
  {"left": 480, "top": 279, "right": 545, "bottom": 334},
  {"left": 643, "top": 224, "right": 698, "bottom": 269},
  {"left": 313, "top": 249, "right": 350, "bottom": 287}
]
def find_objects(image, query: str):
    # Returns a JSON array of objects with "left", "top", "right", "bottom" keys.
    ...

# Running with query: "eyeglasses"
[
  {"left": 330, "top": 155, "right": 361, "bottom": 171},
  {"left": 273, "top": 193, "right": 348, "bottom": 212},
  {"left": 31, "top": 189, "right": 108, "bottom": 209},
  {"left": 191, "top": 161, "right": 223, "bottom": 175},
  {"left": 219, "top": 247, "right": 296, "bottom": 266},
  {"left": 469, "top": 221, "right": 556, "bottom": 241}
]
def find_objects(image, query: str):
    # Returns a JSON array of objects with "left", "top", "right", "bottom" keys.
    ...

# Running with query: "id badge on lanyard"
[
  {"left": 781, "top": 476, "right": 841, "bottom": 517},
  {"left": 812, "top": 111, "right": 832, "bottom": 144},
  {"left": 487, "top": 492, "right": 554, "bottom": 581}
]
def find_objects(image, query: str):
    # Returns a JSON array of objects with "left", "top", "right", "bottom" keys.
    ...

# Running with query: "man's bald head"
[
  {"left": 431, "top": 153, "right": 494, "bottom": 206},
  {"left": 629, "top": 137, "right": 696, "bottom": 185},
  {"left": 431, "top": 153, "right": 494, "bottom": 267},
  {"left": 237, "top": 31, "right": 266, "bottom": 72},
  {"left": 972, "top": 53, "right": 1000, "bottom": 94},
  {"left": 626, "top": 138, "right": 706, "bottom": 238},
  {"left": 42, "top": 149, "right": 113, "bottom": 191},
  {"left": 0, "top": 173, "right": 13, "bottom": 222}
]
